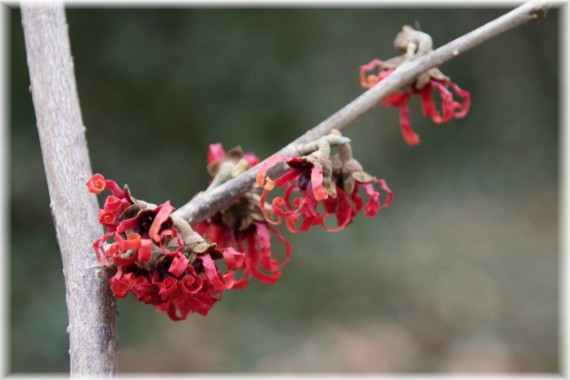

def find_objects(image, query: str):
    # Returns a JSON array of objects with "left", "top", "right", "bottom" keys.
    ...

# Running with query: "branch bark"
[
  {"left": 21, "top": 2, "right": 117, "bottom": 377},
  {"left": 173, "top": 0, "right": 548, "bottom": 225}
]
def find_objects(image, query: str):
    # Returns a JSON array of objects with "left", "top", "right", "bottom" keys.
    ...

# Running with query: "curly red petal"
[
  {"left": 321, "top": 188, "right": 354, "bottom": 232},
  {"left": 158, "top": 229, "right": 184, "bottom": 255},
  {"left": 361, "top": 183, "right": 381, "bottom": 217},
  {"left": 115, "top": 217, "right": 139, "bottom": 238},
  {"left": 207, "top": 143, "right": 226, "bottom": 165},
  {"left": 138, "top": 239, "right": 152, "bottom": 262},
  {"left": 110, "top": 268, "right": 135, "bottom": 298},
  {"left": 359, "top": 59, "right": 386, "bottom": 88},
  {"left": 377, "top": 179, "right": 395, "bottom": 208},
  {"left": 200, "top": 254, "right": 232, "bottom": 291},
  {"left": 244, "top": 227, "right": 281, "bottom": 284},
  {"left": 354, "top": 179, "right": 395, "bottom": 218},
  {"left": 283, "top": 185, "right": 326, "bottom": 233},
  {"left": 420, "top": 84, "right": 442, "bottom": 123},
  {"left": 259, "top": 186, "right": 282, "bottom": 225},
  {"left": 130, "top": 275, "right": 156, "bottom": 303},
  {"left": 93, "top": 232, "right": 114, "bottom": 266},
  {"left": 98, "top": 210, "right": 118, "bottom": 227},
  {"left": 243, "top": 152, "right": 261, "bottom": 167},
  {"left": 259, "top": 168, "right": 303, "bottom": 225},
  {"left": 149, "top": 201, "right": 175, "bottom": 242},
  {"left": 399, "top": 96, "right": 421, "bottom": 146},
  {"left": 256, "top": 223, "right": 280, "bottom": 271},
  {"left": 155, "top": 276, "right": 181, "bottom": 299},
  {"left": 256, "top": 155, "right": 289, "bottom": 189},
  {"left": 431, "top": 81, "right": 455, "bottom": 123},
  {"left": 86, "top": 174, "right": 106, "bottom": 194},
  {"left": 180, "top": 272, "right": 203, "bottom": 295},
  {"left": 169, "top": 254, "right": 190, "bottom": 277},
  {"left": 449, "top": 82, "right": 471, "bottom": 119},
  {"left": 221, "top": 247, "right": 250, "bottom": 289},
  {"left": 310, "top": 166, "right": 328, "bottom": 201},
  {"left": 114, "top": 232, "right": 141, "bottom": 252}
]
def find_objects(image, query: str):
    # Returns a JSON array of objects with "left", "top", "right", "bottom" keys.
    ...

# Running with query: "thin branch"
[
  {"left": 21, "top": 2, "right": 117, "bottom": 377},
  {"left": 173, "top": 0, "right": 548, "bottom": 225}
]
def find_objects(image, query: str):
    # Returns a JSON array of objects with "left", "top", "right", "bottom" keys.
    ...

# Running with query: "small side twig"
[{"left": 173, "top": 0, "right": 547, "bottom": 226}]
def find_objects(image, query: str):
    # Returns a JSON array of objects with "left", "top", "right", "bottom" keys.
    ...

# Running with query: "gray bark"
[{"left": 21, "top": 2, "right": 117, "bottom": 377}]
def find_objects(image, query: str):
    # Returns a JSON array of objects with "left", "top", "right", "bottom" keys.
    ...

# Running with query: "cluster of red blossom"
[
  {"left": 256, "top": 140, "right": 393, "bottom": 233},
  {"left": 193, "top": 144, "right": 293, "bottom": 285},
  {"left": 360, "top": 25, "right": 471, "bottom": 146},
  {"left": 87, "top": 25, "right": 471, "bottom": 321},
  {"left": 87, "top": 174, "right": 248, "bottom": 320},
  {"left": 87, "top": 136, "right": 393, "bottom": 320}
]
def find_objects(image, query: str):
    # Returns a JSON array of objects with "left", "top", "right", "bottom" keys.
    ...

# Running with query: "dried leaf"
[{"left": 352, "top": 171, "right": 376, "bottom": 184}]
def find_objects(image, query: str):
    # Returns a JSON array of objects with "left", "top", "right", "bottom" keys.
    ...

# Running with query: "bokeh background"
[{"left": 9, "top": 5, "right": 559, "bottom": 373}]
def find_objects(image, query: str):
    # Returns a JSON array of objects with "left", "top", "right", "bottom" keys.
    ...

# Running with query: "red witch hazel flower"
[
  {"left": 256, "top": 131, "right": 394, "bottom": 233},
  {"left": 194, "top": 144, "right": 292, "bottom": 285},
  {"left": 206, "top": 143, "right": 260, "bottom": 189},
  {"left": 360, "top": 25, "right": 471, "bottom": 146},
  {"left": 87, "top": 173, "right": 248, "bottom": 320}
]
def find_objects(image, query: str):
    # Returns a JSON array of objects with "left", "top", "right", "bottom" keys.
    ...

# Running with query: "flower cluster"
[
  {"left": 194, "top": 144, "right": 291, "bottom": 285},
  {"left": 256, "top": 132, "right": 394, "bottom": 233},
  {"left": 87, "top": 174, "right": 248, "bottom": 320},
  {"left": 360, "top": 25, "right": 471, "bottom": 146},
  {"left": 88, "top": 134, "right": 393, "bottom": 320}
]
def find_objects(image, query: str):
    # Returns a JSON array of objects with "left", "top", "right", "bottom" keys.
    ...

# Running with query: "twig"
[
  {"left": 21, "top": 2, "right": 117, "bottom": 377},
  {"left": 173, "top": 0, "right": 547, "bottom": 225}
]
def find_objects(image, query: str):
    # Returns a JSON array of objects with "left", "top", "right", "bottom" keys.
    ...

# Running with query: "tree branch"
[
  {"left": 173, "top": 0, "right": 548, "bottom": 225},
  {"left": 21, "top": 2, "right": 117, "bottom": 376}
]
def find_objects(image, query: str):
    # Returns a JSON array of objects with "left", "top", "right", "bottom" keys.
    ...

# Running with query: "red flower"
[
  {"left": 194, "top": 218, "right": 291, "bottom": 285},
  {"left": 109, "top": 247, "right": 244, "bottom": 320},
  {"left": 256, "top": 139, "right": 394, "bottom": 232},
  {"left": 257, "top": 154, "right": 337, "bottom": 233},
  {"left": 359, "top": 25, "right": 471, "bottom": 146},
  {"left": 360, "top": 61, "right": 470, "bottom": 146},
  {"left": 86, "top": 173, "right": 107, "bottom": 194},
  {"left": 92, "top": 200, "right": 183, "bottom": 267},
  {"left": 321, "top": 179, "right": 394, "bottom": 231},
  {"left": 87, "top": 174, "right": 133, "bottom": 229},
  {"left": 195, "top": 144, "right": 291, "bottom": 285},
  {"left": 207, "top": 143, "right": 226, "bottom": 165},
  {"left": 87, "top": 173, "right": 125, "bottom": 198},
  {"left": 206, "top": 143, "right": 260, "bottom": 184},
  {"left": 208, "top": 143, "right": 260, "bottom": 169},
  {"left": 87, "top": 173, "right": 250, "bottom": 320}
]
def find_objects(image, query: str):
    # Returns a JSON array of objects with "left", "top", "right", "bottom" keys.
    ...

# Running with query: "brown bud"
[{"left": 394, "top": 25, "right": 416, "bottom": 52}]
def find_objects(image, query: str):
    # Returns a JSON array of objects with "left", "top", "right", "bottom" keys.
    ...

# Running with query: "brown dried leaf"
[
  {"left": 120, "top": 203, "right": 144, "bottom": 221},
  {"left": 323, "top": 177, "right": 337, "bottom": 198},
  {"left": 207, "top": 161, "right": 220, "bottom": 177},
  {"left": 352, "top": 171, "right": 376, "bottom": 184},
  {"left": 342, "top": 174, "right": 356, "bottom": 196}
]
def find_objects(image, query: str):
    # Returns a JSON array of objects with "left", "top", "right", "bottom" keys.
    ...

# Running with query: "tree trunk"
[{"left": 21, "top": 2, "right": 117, "bottom": 376}]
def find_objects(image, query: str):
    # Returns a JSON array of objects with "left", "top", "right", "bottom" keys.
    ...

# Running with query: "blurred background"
[{"left": 9, "top": 5, "right": 559, "bottom": 373}]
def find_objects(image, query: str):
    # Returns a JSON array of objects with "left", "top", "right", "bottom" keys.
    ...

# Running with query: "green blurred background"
[{"left": 9, "top": 5, "right": 559, "bottom": 373}]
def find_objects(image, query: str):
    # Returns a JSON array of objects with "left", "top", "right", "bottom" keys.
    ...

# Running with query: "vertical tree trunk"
[{"left": 21, "top": 2, "right": 117, "bottom": 376}]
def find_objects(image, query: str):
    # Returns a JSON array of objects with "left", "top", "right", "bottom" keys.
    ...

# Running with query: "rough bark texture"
[
  {"left": 173, "top": 0, "right": 547, "bottom": 226},
  {"left": 21, "top": 3, "right": 117, "bottom": 377}
]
